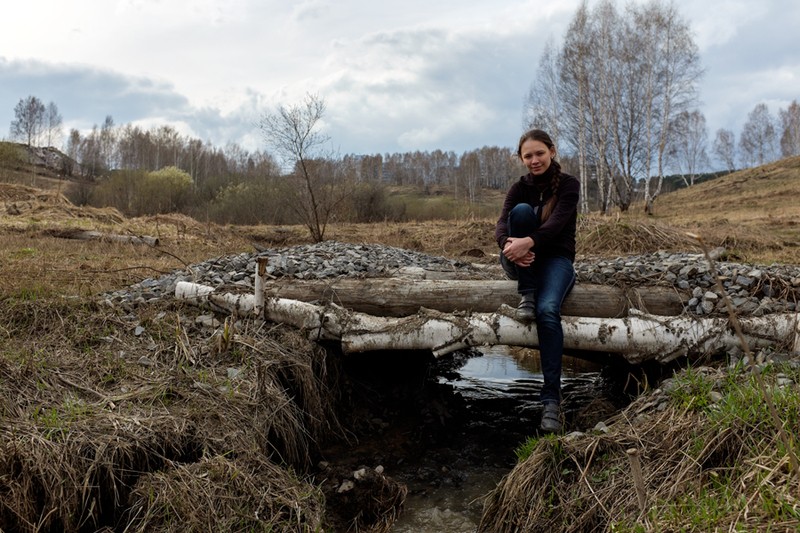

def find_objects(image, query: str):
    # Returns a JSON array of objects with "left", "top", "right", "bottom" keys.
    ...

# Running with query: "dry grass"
[
  {"left": 479, "top": 365, "right": 800, "bottom": 532},
  {"left": 630, "top": 156, "right": 800, "bottom": 264},
  {"left": 127, "top": 452, "right": 326, "bottom": 532},
  {"left": 0, "top": 292, "right": 342, "bottom": 531}
]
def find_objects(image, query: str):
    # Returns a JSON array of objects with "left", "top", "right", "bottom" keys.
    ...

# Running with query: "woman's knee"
[
  {"left": 535, "top": 301, "right": 561, "bottom": 325},
  {"left": 510, "top": 203, "right": 536, "bottom": 217}
]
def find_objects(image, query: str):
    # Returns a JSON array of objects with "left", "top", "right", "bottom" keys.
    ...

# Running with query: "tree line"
[{"left": 5, "top": 94, "right": 521, "bottom": 237}]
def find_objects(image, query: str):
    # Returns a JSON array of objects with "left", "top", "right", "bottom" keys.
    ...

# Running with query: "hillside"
[{"left": 640, "top": 156, "right": 800, "bottom": 263}]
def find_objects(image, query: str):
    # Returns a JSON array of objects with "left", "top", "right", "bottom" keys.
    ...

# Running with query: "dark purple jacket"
[{"left": 494, "top": 168, "right": 579, "bottom": 262}]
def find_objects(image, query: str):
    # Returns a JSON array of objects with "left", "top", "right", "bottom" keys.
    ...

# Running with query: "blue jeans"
[{"left": 502, "top": 203, "right": 576, "bottom": 404}]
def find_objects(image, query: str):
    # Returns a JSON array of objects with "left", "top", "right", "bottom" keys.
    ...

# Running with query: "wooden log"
[
  {"left": 259, "top": 278, "right": 685, "bottom": 318},
  {"left": 49, "top": 229, "right": 159, "bottom": 246},
  {"left": 175, "top": 281, "right": 800, "bottom": 364}
]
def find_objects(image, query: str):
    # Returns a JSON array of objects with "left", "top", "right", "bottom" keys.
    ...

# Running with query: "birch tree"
[
  {"left": 712, "top": 128, "right": 736, "bottom": 173},
  {"left": 667, "top": 110, "right": 709, "bottom": 187},
  {"left": 636, "top": 1, "right": 702, "bottom": 214},
  {"left": 10, "top": 95, "right": 45, "bottom": 147},
  {"left": 44, "top": 102, "right": 63, "bottom": 148},
  {"left": 459, "top": 151, "right": 480, "bottom": 204},
  {"left": 779, "top": 99, "right": 800, "bottom": 158},
  {"left": 524, "top": 0, "right": 702, "bottom": 213},
  {"left": 739, "top": 103, "right": 776, "bottom": 168},
  {"left": 525, "top": 41, "right": 562, "bottom": 144},
  {"left": 583, "top": 0, "right": 618, "bottom": 214},
  {"left": 99, "top": 115, "right": 117, "bottom": 170},
  {"left": 558, "top": 0, "right": 594, "bottom": 214}
]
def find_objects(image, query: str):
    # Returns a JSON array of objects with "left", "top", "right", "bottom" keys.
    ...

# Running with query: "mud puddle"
[{"left": 320, "top": 346, "right": 628, "bottom": 532}]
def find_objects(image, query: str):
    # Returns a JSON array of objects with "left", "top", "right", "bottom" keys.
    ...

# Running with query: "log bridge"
[{"left": 175, "top": 259, "right": 800, "bottom": 365}]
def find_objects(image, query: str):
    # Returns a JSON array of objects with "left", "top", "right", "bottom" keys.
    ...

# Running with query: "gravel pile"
[{"left": 102, "top": 242, "right": 800, "bottom": 317}]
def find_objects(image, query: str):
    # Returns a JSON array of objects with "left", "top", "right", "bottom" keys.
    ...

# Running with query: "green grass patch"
[
  {"left": 665, "top": 365, "right": 716, "bottom": 411},
  {"left": 514, "top": 433, "right": 563, "bottom": 463},
  {"left": 10, "top": 247, "right": 36, "bottom": 257}
]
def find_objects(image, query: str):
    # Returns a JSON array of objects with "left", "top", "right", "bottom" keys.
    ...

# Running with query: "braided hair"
[{"left": 517, "top": 129, "right": 561, "bottom": 222}]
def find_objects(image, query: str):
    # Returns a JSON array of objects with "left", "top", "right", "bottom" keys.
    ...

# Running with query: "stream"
[
  {"left": 390, "top": 346, "right": 606, "bottom": 532},
  {"left": 323, "top": 345, "right": 625, "bottom": 532}
]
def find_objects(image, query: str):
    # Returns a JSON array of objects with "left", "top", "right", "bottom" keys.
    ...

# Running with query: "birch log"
[
  {"left": 175, "top": 281, "right": 800, "bottom": 364},
  {"left": 258, "top": 279, "right": 684, "bottom": 318}
]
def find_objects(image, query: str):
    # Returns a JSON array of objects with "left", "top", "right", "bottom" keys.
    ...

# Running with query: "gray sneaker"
[
  {"left": 540, "top": 403, "right": 562, "bottom": 433},
  {"left": 516, "top": 293, "right": 536, "bottom": 322}
]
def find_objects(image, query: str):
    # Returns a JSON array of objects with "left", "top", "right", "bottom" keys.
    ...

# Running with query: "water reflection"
[
  {"left": 391, "top": 346, "right": 604, "bottom": 533},
  {"left": 439, "top": 345, "right": 601, "bottom": 403}
]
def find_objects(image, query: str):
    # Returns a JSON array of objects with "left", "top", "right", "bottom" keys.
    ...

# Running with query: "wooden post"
[
  {"left": 626, "top": 448, "right": 647, "bottom": 513},
  {"left": 254, "top": 257, "right": 268, "bottom": 317}
]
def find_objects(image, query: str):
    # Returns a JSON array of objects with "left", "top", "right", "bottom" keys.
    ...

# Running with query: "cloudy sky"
[{"left": 1, "top": 0, "right": 798, "bottom": 160}]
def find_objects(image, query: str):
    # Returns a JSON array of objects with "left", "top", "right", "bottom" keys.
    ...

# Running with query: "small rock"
[
  {"left": 337, "top": 480, "right": 355, "bottom": 493},
  {"left": 196, "top": 314, "right": 220, "bottom": 328}
]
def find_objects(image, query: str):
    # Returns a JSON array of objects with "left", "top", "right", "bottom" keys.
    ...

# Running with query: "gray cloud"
[
  {"left": 318, "top": 25, "right": 547, "bottom": 155},
  {"left": 0, "top": 58, "right": 188, "bottom": 132},
  {"left": 0, "top": 57, "right": 259, "bottom": 149}
]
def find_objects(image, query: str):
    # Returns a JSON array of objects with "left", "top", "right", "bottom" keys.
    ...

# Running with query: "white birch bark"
[{"left": 175, "top": 281, "right": 800, "bottom": 364}]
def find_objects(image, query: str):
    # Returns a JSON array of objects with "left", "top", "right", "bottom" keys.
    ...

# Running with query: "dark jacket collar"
[{"left": 520, "top": 163, "right": 556, "bottom": 190}]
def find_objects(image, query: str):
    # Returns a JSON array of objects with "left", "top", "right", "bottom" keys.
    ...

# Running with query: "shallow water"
[{"left": 389, "top": 346, "right": 603, "bottom": 533}]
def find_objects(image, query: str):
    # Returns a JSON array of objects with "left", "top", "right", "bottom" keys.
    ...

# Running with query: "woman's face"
[{"left": 519, "top": 139, "right": 555, "bottom": 175}]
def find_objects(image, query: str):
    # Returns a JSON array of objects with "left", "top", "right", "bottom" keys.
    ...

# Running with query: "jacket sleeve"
[
  {"left": 494, "top": 182, "right": 520, "bottom": 249},
  {"left": 531, "top": 175, "right": 579, "bottom": 249}
]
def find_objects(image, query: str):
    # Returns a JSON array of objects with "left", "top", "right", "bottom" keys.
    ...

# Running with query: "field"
[{"left": 1, "top": 156, "right": 799, "bottom": 531}]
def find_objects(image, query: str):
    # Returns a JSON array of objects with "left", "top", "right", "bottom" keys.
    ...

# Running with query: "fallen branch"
[{"left": 48, "top": 229, "right": 159, "bottom": 246}]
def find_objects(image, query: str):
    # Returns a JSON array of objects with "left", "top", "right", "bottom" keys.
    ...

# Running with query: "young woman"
[{"left": 494, "top": 129, "right": 579, "bottom": 433}]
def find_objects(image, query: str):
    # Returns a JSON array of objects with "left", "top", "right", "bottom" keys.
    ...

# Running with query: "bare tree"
[
  {"left": 66, "top": 129, "right": 82, "bottom": 175},
  {"left": 259, "top": 93, "right": 345, "bottom": 242},
  {"left": 80, "top": 125, "right": 105, "bottom": 178},
  {"left": 526, "top": 0, "right": 702, "bottom": 214},
  {"left": 739, "top": 103, "right": 776, "bottom": 168},
  {"left": 44, "top": 102, "right": 63, "bottom": 148},
  {"left": 459, "top": 151, "right": 481, "bottom": 204},
  {"left": 99, "top": 115, "right": 117, "bottom": 170},
  {"left": 10, "top": 95, "right": 45, "bottom": 147},
  {"left": 712, "top": 128, "right": 736, "bottom": 172},
  {"left": 667, "top": 110, "right": 708, "bottom": 187},
  {"left": 524, "top": 41, "right": 563, "bottom": 143},
  {"left": 779, "top": 99, "right": 800, "bottom": 158},
  {"left": 636, "top": 0, "right": 703, "bottom": 214}
]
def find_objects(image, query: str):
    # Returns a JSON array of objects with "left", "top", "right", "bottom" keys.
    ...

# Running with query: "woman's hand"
[{"left": 503, "top": 237, "right": 535, "bottom": 267}]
